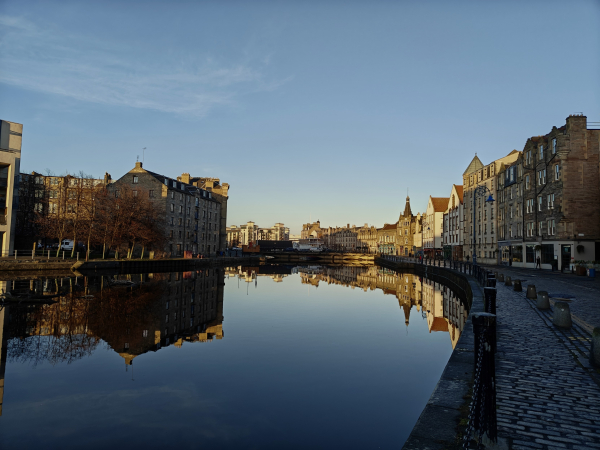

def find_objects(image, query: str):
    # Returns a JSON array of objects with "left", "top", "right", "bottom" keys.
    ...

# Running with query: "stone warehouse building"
[
  {"left": 497, "top": 152, "right": 524, "bottom": 266},
  {"left": 520, "top": 114, "right": 600, "bottom": 270},
  {"left": 423, "top": 196, "right": 449, "bottom": 258},
  {"left": 111, "top": 162, "right": 227, "bottom": 256}
]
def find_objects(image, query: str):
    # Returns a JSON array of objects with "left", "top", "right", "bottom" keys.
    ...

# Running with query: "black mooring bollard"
[{"left": 484, "top": 287, "right": 497, "bottom": 315}]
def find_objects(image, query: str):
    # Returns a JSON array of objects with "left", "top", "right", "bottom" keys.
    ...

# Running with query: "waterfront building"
[
  {"left": 442, "top": 185, "right": 464, "bottom": 260},
  {"left": 226, "top": 221, "right": 288, "bottom": 248},
  {"left": 462, "top": 151, "right": 520, "bottom": 264},
  {"left": 423, "top": 196, "right": 449, "bottom": 258},
  {"left": 377, "top": 223, "right": 397, "bottom": 255},
  {"left": 357, "top": 225, "right": 378, "bottom": 253},
  {"left": 413, "top": 213, "right": 424, "bottom": 256},
  {"left": 397, "top": 196, "right": 418, "bottom": 257},
  {"left": 111, "top": 162, "right": 224, "bottom": 256},
  {"left": 0, "top": 120, "right": 22, "bottom": 256},
  {"left": 16, "top": 171, "right": 106, "bottom": 250},
  {"left": 497, "top": 153, "right": 524, "bottom": 266},
  {"left": 301, "top": 221, "right": 323, "bottom": 239},
  {"left": 177, "top": 174, "right": 229, "bottom": 254},
  {"left": 520, "top": 114, "right": 600, "bottom": 270}
]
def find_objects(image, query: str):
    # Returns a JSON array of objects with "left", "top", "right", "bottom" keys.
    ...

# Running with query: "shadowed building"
[{"left": 0, "top": 120, "right": 22, "bottom": 256}]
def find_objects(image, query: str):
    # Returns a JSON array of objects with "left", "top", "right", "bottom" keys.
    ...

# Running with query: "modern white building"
[{"left": 0, "top": 120, "right": 22, "bottom": 257}]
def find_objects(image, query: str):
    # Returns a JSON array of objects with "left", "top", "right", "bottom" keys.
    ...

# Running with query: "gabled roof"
[
  {"left": 430, "top": 197, "right": 449, "bottom": 212},
  {"left": 463, "top": 155, "right": 484, "bottom": 175},
  {"left": 454, "top": 185, "right": 464, "bottom": 203},
  {"left": 430, "top": 317, "right": 449, "bottom": 333}
]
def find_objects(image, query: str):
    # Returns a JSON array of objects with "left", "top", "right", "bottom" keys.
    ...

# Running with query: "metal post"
[
  {"left": 14, "top": 250, "right": 17, "bottom": 260},
  {"left": 470, "top": 312, "right": 497, "bottom": 444},
  {"left": 62, "top": 251, "right": 65, "bottom": 260}
]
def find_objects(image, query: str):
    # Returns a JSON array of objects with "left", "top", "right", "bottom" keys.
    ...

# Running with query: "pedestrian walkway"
[
  {"left": 486, "top": 264, "right": 600, "bottom": 333},
  {"left": 494, "top": 280, "right": 600, "bottom": 450}
]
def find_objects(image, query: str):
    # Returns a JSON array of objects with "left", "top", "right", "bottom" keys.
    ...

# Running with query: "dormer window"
[{"left": 172, "top": 181, "right": 177, "bottom": 188}]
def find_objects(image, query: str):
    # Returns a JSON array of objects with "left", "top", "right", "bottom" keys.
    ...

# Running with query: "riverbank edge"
[
  {"left": 375, "top": 258, "right": 484, "bottom": 450},
  {"left": 0, "top": 256, "right": 262, "bottom": 277}
]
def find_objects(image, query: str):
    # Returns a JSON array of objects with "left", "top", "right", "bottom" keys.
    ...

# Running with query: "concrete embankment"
[
  {"left": 375, "top": 258, "right": 485, "bottom": 450},
  {"left": 0, "top": 256, "right": 261, "bottom": 278},
  {"left": 71, "top": 256, "right": 262, "bottom": 275},
  {"left": 269, "top": 252, "right": 375, "bottom": 264}
]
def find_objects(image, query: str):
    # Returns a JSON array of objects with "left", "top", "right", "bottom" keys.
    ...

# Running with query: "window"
[
  {"left": 149, "top": 190, "right": 154, "bottom": 198},
  {"left": 115, "top": 190, "right": 120, "bottom": 198},
  {"left": 526, "top": 245, "right": 535, "bottom": 263},
  {"left": 547, "top": 194, "right": 554, "bottom": 209},
  {"left": 526, "top": 222, "right": 533, "bottom": 237},
  {"left": 133, "top": 176, "right": 138, "bottom": 184},
  {"left": 526, "top": 150, "right": 532, "bottom": 165},
  {"left": 555, "top": 164, "right": 560, "bottom": 181},
  {"left": 538, "top": 221, "right": 544, "bottom": 236},
  {"left": 525, "top": 175, "right": 530, "bottom": 190},
  {"left": 179, "top": 205, "right": 183, "bottom": 213},
  {"left": 510, "top": 207, "right": 513, "bottom": 218},
  {"left": 169, "top": 230, "right": 173, "bottom": 238},
  {"left": 538, "top": 169, "right": 546, "bottom": 185},
  {"left": 170, "top": 203, "right": 174, "bottom": 212},
  {"left": 538, "top": 196, "right": 543, "bottom": 211},
  {"left": 548, "top": 219, "right": 556, "bottom": 236},
  {"left": 539, "top": 145, "right": 544, "bottom": 160},
  {"left": 133, "top": 190, "right": 138, "bottom": 197},
  {"left": 552, "top": 138, "right": 557, "bottom": 154}
]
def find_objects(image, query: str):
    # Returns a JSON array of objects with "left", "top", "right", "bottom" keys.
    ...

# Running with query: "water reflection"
[{"left": 0, "top": 263, "right": 468, "bottom": 447}]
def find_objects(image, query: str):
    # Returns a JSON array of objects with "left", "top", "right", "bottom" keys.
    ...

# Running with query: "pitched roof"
[
  {"left": 454, "top": 185, "right": 464, "bottom": 203},
  {"left": 430, "top": 317, "right": 449, "bottom": 332},
  {"left": 379, "top": 222, "right": 398, "bottom": 231},
  {"left": 402, "top": 196, "right": 413, "bottom": 217},
  {"left": 430, "top": 197, "right": 449, "bottom": 212},
  {"left": 463, "top": 155, "right": 484, "bottom": 175}
]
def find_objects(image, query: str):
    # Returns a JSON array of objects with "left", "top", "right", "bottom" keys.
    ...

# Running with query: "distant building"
[
  {"left": 301, "top": 221, "right": 323, "bottom": 239},
  {"left": 397, "top": 196, "right": 419, "bottom": 257},
  {"left": 226, "top": 221, "right": 289, "bottom": 248},
  {"left": 0, "top": 120, "right": 22, "bottom": 256}
]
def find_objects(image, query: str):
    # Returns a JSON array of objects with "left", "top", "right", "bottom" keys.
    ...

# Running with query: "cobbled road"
[{"left": 492, "top": 271, "right": 600, "bottom": 450}]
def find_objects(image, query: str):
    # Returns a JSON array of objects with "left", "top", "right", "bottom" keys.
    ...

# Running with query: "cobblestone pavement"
[
  {"left": 483, "top": 265, "right": 600, "bottom": 332},
  {"left": 494, "top": 281, "right": 600, "bottom": 450}
]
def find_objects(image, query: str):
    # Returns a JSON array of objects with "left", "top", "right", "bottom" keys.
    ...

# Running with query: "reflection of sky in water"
[{"left": 0, "top": 267, "right": 466, "bottom": 449}]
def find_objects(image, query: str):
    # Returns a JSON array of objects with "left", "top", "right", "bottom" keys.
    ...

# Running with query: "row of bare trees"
[{"left": 36, "top": 174, "right": 165, "bottom": 259}]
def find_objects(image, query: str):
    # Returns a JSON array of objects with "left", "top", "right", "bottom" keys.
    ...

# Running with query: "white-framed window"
[
  {"left": 525, "top": 175, "right": 530, "bottom": 190},
  {"left": 547, "top": 194, "right": 554, "bottom": 209},
  {"left": 133, "top": 176, "right": 138, "bottom": 184},
  {"left": 552, "top": 138, "right": 557, "bottom": 154},
  {"left": 526, "top": 150, "right": 532, "bottom": 165},
  {"left": 555, "top": 164, "right": 560, "bottom": 181},
  {"left": 539, "top": 145, "right": 544, "bottom": 160},
  {"left": 170, "top": 203, "right": 174, "bottom": 212},
  {"left": 548, "top": 219, "right": 556, "bottom": 236},
  {"left": 526, "top": 222, "right": 532, "bottom": 237},
  {"left": 538, "top": 221, "right": 544, "bottom": 236},
  {"left": 538, "top": 169, "right": 546, "bottom": 185},
  {"left": 538, "top": 196, "right": 543, "bottom": 211}
]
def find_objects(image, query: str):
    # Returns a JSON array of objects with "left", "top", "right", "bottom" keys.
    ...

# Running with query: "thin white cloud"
[{"left": 0, "top": 15, "right": 286, "bottom": 116}]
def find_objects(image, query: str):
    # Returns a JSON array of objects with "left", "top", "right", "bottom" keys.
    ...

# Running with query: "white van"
[{"left": 61, "top": 239, "right": 74, "bottom": 251}]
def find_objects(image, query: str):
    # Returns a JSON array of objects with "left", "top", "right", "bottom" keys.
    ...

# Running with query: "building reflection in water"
[
  {"left": 293, "top": 265, "right": 468, "bottom": 348},
  {"left": 0, "top": 264, "right": 466, "bottom": 417},
  {"left": 0, "top": 269, "right": 225, "bottom": 416}
]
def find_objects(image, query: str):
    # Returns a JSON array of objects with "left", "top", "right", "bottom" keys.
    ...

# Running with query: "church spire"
[{"left": 402, "top": 195, "right": 412, "bottom": 218}]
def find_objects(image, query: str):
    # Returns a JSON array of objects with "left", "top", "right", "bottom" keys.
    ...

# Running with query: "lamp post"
[{"left": 472, "top": 185, "right": 495, "bottom": 266}]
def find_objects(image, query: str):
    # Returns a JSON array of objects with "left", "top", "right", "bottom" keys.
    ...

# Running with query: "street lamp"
[{"left": 472, "top": 185, "right": 495, "bottom": 266}]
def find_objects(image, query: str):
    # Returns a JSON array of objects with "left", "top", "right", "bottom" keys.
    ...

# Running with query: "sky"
[{"left": 1, "top": 1, "right": 599, "bottom": 234}]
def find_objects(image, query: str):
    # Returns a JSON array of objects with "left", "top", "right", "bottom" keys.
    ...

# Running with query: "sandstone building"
[
  {"left": 226, "top": 222, "right": 289, "bottom": 247},
  {"left": 111, "top": 162, "right": 226, "bottom": 256},
  {"left": 423, "top": 196, "right": 449, "bottom": 258},
  {"left": 462, "top": 151, "right": 520, "bottom": 264}
]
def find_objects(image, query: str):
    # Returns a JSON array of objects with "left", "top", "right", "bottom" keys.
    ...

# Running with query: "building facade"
[
  {"left": 112, "top": 162, "right": 224, "bottom": 256},
  {"left": 0, "top": 120, "right": 22, "bottom": 256},
  {"left": 397, "top": 196, "right": 418, "bottom": 257},
  {"left": 423, "top": 196, "right": 448, "bottom": 258},
  {"left": 497, "top": 153, "right": 524, "bottom": 266},
  {"left": 462, "top": 151, "right": 520, "bottom": 264},
  {"left": 520, "top": 114, "right": 600, "bottom": 270},
  {"left": 443, "top": 185, "right": 464, "bottom": 260}
]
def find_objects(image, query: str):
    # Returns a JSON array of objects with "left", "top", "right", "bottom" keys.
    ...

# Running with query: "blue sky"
[{"left": 1, "top": 1, "right": 598, "bottom": 234}]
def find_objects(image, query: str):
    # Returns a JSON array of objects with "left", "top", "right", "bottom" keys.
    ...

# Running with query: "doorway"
[{"left": 561, "top": 245, "right": 571, "bottom": 272}]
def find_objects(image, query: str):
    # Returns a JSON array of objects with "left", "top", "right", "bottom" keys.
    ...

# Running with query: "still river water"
[{"left": 0, "top": 264, "right": 467, "bottom": 449}]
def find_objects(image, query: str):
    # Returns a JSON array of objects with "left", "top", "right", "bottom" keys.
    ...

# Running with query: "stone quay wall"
[{"left": 375, "top": 257, "right": 485, "bottom": 450}]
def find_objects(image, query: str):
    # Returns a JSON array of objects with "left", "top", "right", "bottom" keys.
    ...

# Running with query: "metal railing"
[{"left": 379, "top": 254, "right": 498, "bottom": 446}]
